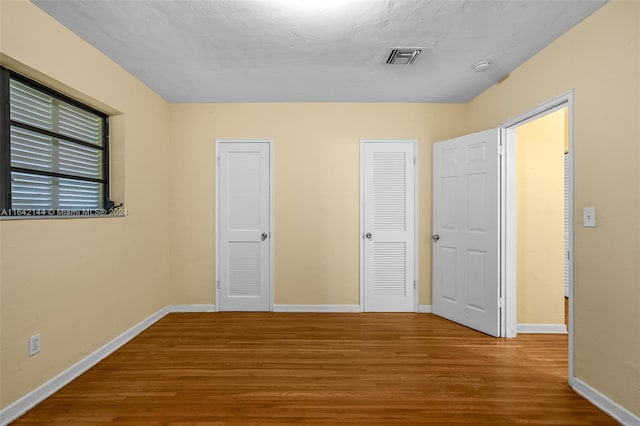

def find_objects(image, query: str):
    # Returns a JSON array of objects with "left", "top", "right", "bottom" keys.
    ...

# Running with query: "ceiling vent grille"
[{"left": 386, "top": 48, "right": 422, "bottom": 65}]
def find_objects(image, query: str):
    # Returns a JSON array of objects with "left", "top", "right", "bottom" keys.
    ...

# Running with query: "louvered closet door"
[
  {"left": 362, "top": 141, "right": 416, "bottom": 312},
  {"left": 218, "top": 141, "right": 270, "bottom": 311}
]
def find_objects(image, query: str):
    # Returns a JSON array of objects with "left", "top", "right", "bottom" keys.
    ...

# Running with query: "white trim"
[
  {"left": 500, "top": 91, "right": 575, "bottom": 383},
  {"left": 417, "top": 304, "right": 432, "bottom": 313},
  {"left": 501, "top": 92, "right": 573, "bottom": 128},
  {"left": 516, "top": 323, "right": 567, "bottom": 334},
  {"left": 0, "top": 307, "right": 169, "bottom": 426},
  {"left": 272, "top": 304, "right": 361, "bottom": 313},
  {"left": 6, "top": 305, "right": 637, "bottom": 426},
  {"left": 214, "top": 141, "right": 221, "bottom": 313},
  {"left": 500, "top": 127, "right": 518, "bottom": 338},
  {"left": 359, "top": 141, "right": 365, "bottom": 312},
  {"left": 270, "top": 141, "right": 275, "bottom": 311},
  {"left": 359, "top": 139, "right": 419, "bottom": 313},
  {"left": 414, "top": 142, "right": 420, "bottom": 313},
  {"left": 568, "top": 88, "right": 576, "bottom": 382},
  {"left": 169, "top": 304, "right": 217, "bottom": 313},
  {"left": 214, "top": 138, "right": 274, "bottom": 312},
  {"left": 572, "top": 378, "right": 640, "bottom": 426}
]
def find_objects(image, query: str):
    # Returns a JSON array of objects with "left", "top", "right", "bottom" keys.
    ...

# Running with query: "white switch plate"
[
  {"left": 29, "top": 334, "right": 41, "bottom": 356},
  {"left": 583, "top": 207, "right": 596, "bottom": 227}
]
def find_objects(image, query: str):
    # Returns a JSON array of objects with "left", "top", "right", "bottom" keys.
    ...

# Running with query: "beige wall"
[
  {"left": 515, "top": 109, "right": 565, "bottom": 325},
  {"left": 169, "top": 103, "right": 467, "bottom": 307},
  {"left": 467, "top": 1, "right": 639, "bottom": 415},
  {"left": 0, "top": 1, "right": 171, "bottom": 408},
  {"left": 2, "top": 0, "right": 639, "bottom": 420}
]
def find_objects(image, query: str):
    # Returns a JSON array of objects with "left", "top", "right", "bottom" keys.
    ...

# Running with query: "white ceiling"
[{"left": 33, "top": 0, "right": 606, "bottom": 103}]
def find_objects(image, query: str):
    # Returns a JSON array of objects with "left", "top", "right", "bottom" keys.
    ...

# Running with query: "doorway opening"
[
  {"left": 513, "top": 107, "right": 568, "bottom": 333},
  {"left": 501, "top": 91, "right": 575, "bottom": 383}
]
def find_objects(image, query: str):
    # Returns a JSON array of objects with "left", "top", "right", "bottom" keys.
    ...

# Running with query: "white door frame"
[
  {"left": 359, "top": 139, "right": 419, "bottom": 312},
  {"left": 214, "top": 138, "right": 274, "bottom": 312},
  {"left": 500, "top": 91, "right": 575, "bottom": 382}
]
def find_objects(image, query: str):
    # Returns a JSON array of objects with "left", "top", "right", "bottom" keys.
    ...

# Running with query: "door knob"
[
  {"left": 261, "top": 232, "right": 269, "bottom": 241},
  {"left": 365, "top": 232, "right": 373, "bottom": 240},
  {"left": 432, "top": 234, "right": 440, "bottom": 242}
]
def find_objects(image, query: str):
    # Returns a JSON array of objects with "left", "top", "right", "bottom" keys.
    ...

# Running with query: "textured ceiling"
[{"left": 33, "top": 0, "right": 606, "bottom": 103}]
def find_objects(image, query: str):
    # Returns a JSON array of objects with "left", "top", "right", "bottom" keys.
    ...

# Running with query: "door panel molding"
[
  {"left": 215, "top": 139, "right": 273, "bottom": 312},
  {"left": 432, "top": 129, "right": 500, "bottom": 336}
]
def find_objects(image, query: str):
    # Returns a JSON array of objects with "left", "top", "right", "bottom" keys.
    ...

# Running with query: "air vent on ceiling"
[{"left": 386, "top": 48, "right": 422, "bottom": 65}]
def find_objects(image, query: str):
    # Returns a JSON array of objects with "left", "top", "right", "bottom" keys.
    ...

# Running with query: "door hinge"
[
  {"left": 217, "top": 279, "right": 220, "bottom": 290},
  {"left": 413, "top": 280, "right": 416, "bottom": 290},
  {"left": 217, "top": 156, "right": 221, "bottom": 166},
  {"left": 498, "top": 297, "right": 504, "bottom": 309},
  {"left": 498, "top": 145, "right": 504, "bottom": 156},
  {"left": 413, "top": 156, "right": 416, "bottom": 165}
]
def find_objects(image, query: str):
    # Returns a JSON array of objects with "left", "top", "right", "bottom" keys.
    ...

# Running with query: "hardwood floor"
[{"left": 14, "top": 313, "right": 616, "bottom": 425}]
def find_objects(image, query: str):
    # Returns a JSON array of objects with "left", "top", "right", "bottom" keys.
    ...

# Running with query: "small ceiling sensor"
[{"left": 472, "top": 61, "right": 492, "bottom": 72}]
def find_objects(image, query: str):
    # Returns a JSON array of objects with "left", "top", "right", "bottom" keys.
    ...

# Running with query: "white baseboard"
[
  {"left": 272, "top": 304, "right": 361, "bottom": 313},
  {"left": 0, "top": 307, "right": 169, "bottom": 426},
  {"left": 417, "top": 304, "right": 432, "bottom": 313},
  {"left": 516, "top": 323, "right": 567, "bottom": 334},
  {"left": 12, "top": 306, "right": 637, "bottom": 426},
  {"left": 170, "top": 304, "right": 217, "bottom": 312},
  {"left": 572, "top": 377, "right": 640, "bottom": 425}
]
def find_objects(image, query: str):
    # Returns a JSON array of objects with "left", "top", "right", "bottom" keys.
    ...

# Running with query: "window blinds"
[{"left": 8, "top": 78, "right": 106, "bottom": 211}]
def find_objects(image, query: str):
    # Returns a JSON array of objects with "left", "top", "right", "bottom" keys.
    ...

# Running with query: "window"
[{"left": 0, "top": 67, "right": 110, "bottom": 216}]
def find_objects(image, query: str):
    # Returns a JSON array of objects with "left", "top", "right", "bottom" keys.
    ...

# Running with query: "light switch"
[{"left": 583, "top": 207, "right": 596, "bottom": 227}]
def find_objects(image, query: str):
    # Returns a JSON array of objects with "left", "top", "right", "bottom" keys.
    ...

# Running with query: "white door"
[
  {"left": 362, "top": 140, "right": 416, "bottom": 312},
  {"left": 217, "top": 140, "right": 271, "bottom": 311},
  {"left": 432, "top": 129, "right": 500, "bottom": 336}
]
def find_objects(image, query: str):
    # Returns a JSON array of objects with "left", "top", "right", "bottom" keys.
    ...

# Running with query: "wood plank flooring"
[{"left": 13, "top": 313, "right": 616, "bottom": 425}]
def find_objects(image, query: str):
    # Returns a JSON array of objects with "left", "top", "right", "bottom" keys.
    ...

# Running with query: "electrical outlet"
[{"left": 29, "top": 334, "right": 40, "bottom": 356}]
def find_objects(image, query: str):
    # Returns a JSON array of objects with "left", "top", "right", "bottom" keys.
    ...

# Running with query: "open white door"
[
  {"left": 432, "top": 129, "right": 500, "bottom": 336},
  {"left": 362, "top": 140, "right": 416, "bottom": 312},
  {"left": 217, "top": 140, "right": 271, "bottom": 311}
]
